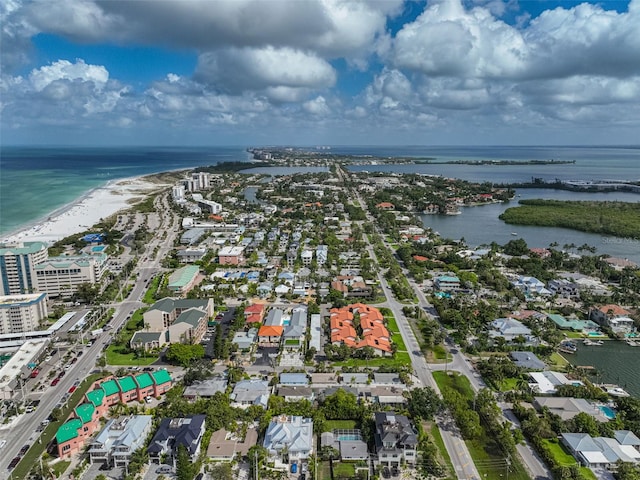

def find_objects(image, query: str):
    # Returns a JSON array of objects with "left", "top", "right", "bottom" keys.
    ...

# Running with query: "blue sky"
[{"left": 2, "top": 0, "right": 639, "bottom": 146}]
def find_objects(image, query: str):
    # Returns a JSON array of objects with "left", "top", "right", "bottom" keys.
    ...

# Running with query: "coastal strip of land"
[
  {"left": 1, "top": 176, "right": 169, "bottom": 244},
  {"left": 499, "top": 199, "right": 640, "bottom": 239}
]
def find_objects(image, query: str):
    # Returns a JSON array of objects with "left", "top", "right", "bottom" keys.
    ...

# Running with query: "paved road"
[{"left": 0, "top": 193, "right": 179, "bottom": 475}]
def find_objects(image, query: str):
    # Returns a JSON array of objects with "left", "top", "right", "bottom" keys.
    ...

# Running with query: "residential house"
[
  {"left": 244, "top": 303, "right": 265, "bottom": 324},
  {"left": 547, "top": 279, "right": 580, "bottom": 299},
  {"left": 231, "top": 380, "right": 270, "bottom": 408},
  {"left": 434, "top": 275, "right": 461, "bottom": 292},
  {"left": 546, "top": 313, "right": 601, "bottom": 332},
  {"left": 277, "top": 386, "right": 314, "bottom": 402},
  {"left": 376, "top": 202, "right": 395, "bottom": 210},
  {"left": 374, "top": 412, "right": 418, "bottom": 467},
  {"left": 88, "top": 415, "right": 153, "bottom": 468},
  {"left": 263, "top": 416, "right": 314, "bottom": 463},
  {"left": 207, "top": 426, "right": 258, "bottom": 461},
  {"left": 561, "top": 431, "right": 640, "bottom": 469},
  {"left": 591, "top": 305, "right": 635, "bottom": 334},
  {"left": 489, "top": 318, "right": 536, "bottom": 344},
  {"left": 148, "top": 415, "right": 207, "bottom": 464},
  {"left": 321, "top": 431, "right": 369, "bottom": 462},
  {"left": 282, "top": 308, "right": 307, "bottom": 350},
  {"left": 183, "top": 375, "right": 227, "bottom": 400},
  {"left": 533, "top": 397, "right": 610, "bottom": 422},
  {"left": 232, "top": 328, "right": 258, "bottom": 352},
  {"left": 279, "top": 373, "right": 309, "bottom": 386},
  {"left": 510, "top": 351, "right": 546, "bottom": 370},
  {"left": 528, "top": 371, "right": 583, "bottom": 394},
  {"left": 512, "top": 276, "right": 551, "bottom": 297},
  {"left": 177, "top": 248, "right": 207, "bottom": 263}
]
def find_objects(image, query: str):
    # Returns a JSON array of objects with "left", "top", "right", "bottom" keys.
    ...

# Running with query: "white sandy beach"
[{"left": 1, "top": 176, "right": 165, "bottom": 244}]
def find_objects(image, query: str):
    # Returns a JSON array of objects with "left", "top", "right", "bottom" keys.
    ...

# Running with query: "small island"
[{"left": 499, "top": 199, "right": 640, "bottom": 239}]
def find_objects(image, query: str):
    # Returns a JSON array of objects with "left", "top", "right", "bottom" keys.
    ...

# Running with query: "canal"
[{"left": 568, "top": 340, "right": 640, "bottom": 397}]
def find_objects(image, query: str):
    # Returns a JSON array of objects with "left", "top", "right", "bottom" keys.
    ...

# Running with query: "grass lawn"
[
  {"left": 548, "top": 352, "right": 570, "bottom": 370},
  {"left": 391, "top": 333, "right": 407, "bottom": 352},
  {"left": 333, "top": 462, "right": 356, "bottom": 479},
  {"left": 318, "top": 461, "right": 332, "bottom": 480},
  {"left": 467, "top": 438, "right": 530, "bottom": 480},
  {"left": 51, "top": 461, "right": 71, "bottom": 477},
  {"left": 105, "top": 344, "right": 157, "bottom": 366},
  {"left": 386, "top": 316, "right": 399, "bottom": 332},
  {"left": 541, "top": 438, "right": 576, "bottom": 465},
  {"left": 498, "top": 377, "right": 520, "bottom": 391},
  {"left": 143, "top": 275, "right": 162, "bottom": 304},
  {"left": 323, "top": 420, "right": 357, "bottom": 432},
  {"left": 430, "top": 344, "right": 451, "bottom": 362},
  {"left": 541, "top": 438, "right": 597, "bottom": 479},
  {"left": 429, "top": 423, "right": 455, "bottom": 479},
  {"left": 12, "top": 374, "right": 104, "bottom": 479},
  {"left": 433, "top": 371, "right": 475, "bottom": 399},
  {"left": 565, "top": 331, "right": 585, "bottom": 338}
]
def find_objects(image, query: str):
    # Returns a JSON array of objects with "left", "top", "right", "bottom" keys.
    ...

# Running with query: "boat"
[
  {"left": 559, "top": 341, "right": 577, "bottom": 354},
  {"left": 626, "top": 339, "right": 639, "bottom": 347},
  {"left": 511, "top": 232, "right": 518, "bottom": 236},
  {"left": 601, "top": 385, "right": 631, "bottom": 397},
  {"left": 583, "top": 339, "right": 603, "bottom": 346}
]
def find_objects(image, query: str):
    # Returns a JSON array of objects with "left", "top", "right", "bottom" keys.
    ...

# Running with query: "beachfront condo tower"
[{"left": 0, "top": 241, "right": 48, "bottom": 295}]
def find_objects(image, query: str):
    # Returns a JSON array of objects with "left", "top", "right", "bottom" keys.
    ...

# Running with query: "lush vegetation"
[{"left": 500, "top": 199, "right": 640, "bottom": 239}]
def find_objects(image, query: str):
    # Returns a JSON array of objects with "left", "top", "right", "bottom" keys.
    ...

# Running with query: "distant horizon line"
[{"left": 2, "top": 144, "right": 640, "bottom": 149}]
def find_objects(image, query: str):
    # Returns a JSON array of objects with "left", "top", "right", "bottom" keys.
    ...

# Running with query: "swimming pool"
[
  {"left": 337, "top": 434, "right": 362, "bottom": 441},
  {"left": 91, "top": 245, "right": 105, "bottom": 252},
  {"left": 598, "top": 405, "right": 616, "bottom": 419}
]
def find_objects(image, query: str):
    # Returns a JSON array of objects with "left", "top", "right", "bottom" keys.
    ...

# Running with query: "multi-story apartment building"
[
  {"left": 0, "top": 242, "right": 48, "bottom": 295},
  {"left": 0, "top": 292, "right": 48, "bottom": 334},
  {"left": 34, "top": 253, "right": 108, "bottom": 297}
]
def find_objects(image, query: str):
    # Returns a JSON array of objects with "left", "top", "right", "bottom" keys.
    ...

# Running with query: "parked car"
[
  {"left": 19, "top": 444, "right": 30, "bottom": 455},
  {"left": 8, "top": 456, "right": 21, "bottom": 469}
]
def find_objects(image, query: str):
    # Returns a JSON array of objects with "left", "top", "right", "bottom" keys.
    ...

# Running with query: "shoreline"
[{"left": 1, "top": 174, "right": 172, "bottom": 245}]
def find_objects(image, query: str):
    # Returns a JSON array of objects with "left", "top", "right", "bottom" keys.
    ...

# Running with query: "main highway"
[{"left": 0, "top": 193, "right": 179, "bottom": 475}]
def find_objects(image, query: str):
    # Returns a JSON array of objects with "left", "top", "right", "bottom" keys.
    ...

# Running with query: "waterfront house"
[
  {"left": 534, "top": 397, "right": 610, "bottom": 422},
  {"left": 591, "top": 305, "right": 635, "bottom": 334}
]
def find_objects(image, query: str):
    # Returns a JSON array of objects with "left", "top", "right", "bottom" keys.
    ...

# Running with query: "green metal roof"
[
  {"left": 131, "top": 331, "right": 163, "bottom": 344},
  {"left": 0, "top": 241, "right": 47, "bottom": 256},
  {"left": 56, "top": 418, "right": 83, "bottom": 444},
  {"left": 152, "top": 369, "right": 172, "bottom": 385},
  {"left": 86, "top": 389, "right": 105, "bottom": 407},
  {"left": 135, "top": 373, "right": 153, "bottom": 389},
  {"left": 168, "top": 265, "right": 200, "bottom": 289},
  {"left": 101, "top": 379, "right": 120, "bottom": 397},
  {"left": 175, "top": 308, "right": 205, "bottom": 328},
  {"left": 117, "top": 376, "right": 137, "bottom": 392},
  {"left": 75, "top": 403, "right": 95, "bottom": 424}
]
